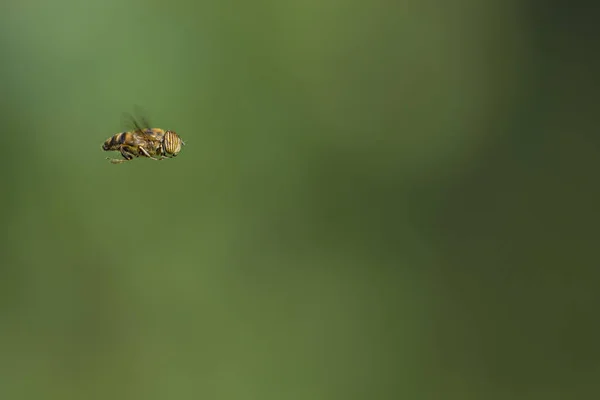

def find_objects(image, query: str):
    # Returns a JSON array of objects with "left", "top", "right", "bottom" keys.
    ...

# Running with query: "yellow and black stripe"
[{"left": 102, "top": 131, "right": 133, "bottom": 151}]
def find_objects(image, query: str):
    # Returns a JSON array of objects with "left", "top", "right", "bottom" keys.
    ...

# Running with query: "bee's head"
[{"left": 163, "top": 130, "right": 184, "bottom": 157}]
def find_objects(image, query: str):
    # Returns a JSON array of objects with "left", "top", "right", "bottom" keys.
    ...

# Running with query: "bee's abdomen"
[{"left": 102, "top": 132, "right": 130, "bottom": 151}]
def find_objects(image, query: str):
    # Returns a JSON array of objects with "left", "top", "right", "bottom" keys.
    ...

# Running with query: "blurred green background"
[{"left": 1, "top": 0, "right": 598, "bottom": 398}]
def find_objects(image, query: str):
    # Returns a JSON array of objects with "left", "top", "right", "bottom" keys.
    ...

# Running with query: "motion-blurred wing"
[{"left": 121, "top": 105, "right": 152, "bottom": 133}]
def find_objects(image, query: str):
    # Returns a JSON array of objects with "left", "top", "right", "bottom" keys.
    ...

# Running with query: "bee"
[{"left": 102, "top": 110, "right": 185, "bottom": 164}]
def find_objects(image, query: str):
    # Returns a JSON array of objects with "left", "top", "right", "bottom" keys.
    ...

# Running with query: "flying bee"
[{"left": 102, "top": 110, "right": 185, "bottom": 164}]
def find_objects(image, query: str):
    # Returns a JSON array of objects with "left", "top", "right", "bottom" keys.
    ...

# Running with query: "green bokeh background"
[{"left": 1, "top": 1, "right": 598, "bottom": 398}]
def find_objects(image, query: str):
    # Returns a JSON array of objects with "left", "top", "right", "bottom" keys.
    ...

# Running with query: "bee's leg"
[
  {"left": 105, "top": 146, "right": 136, "bottom": 164},
  {"left": 139, "top": 146, "right": 160, "bottom": 161},
  {"left": 106, "top": 157, "right": 129, "bottom": 164},
  {"left": 121, "top": 146, "right": 138, "bottom": 159}
]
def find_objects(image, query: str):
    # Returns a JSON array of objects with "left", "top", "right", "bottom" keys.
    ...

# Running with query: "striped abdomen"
[{"left": 102, "top": 131, "right": 135, "bottom": 151}]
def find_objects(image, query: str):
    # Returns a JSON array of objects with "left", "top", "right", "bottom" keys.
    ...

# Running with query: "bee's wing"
[
  {"left": 121, "top": 112, "right": 144, "bottom": 133},
  {"left": 133, "top": 105, "right": 153, "bottom": 131},
  {"left": 121, "top": 105, "right": 152, "bottom": 133}
]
